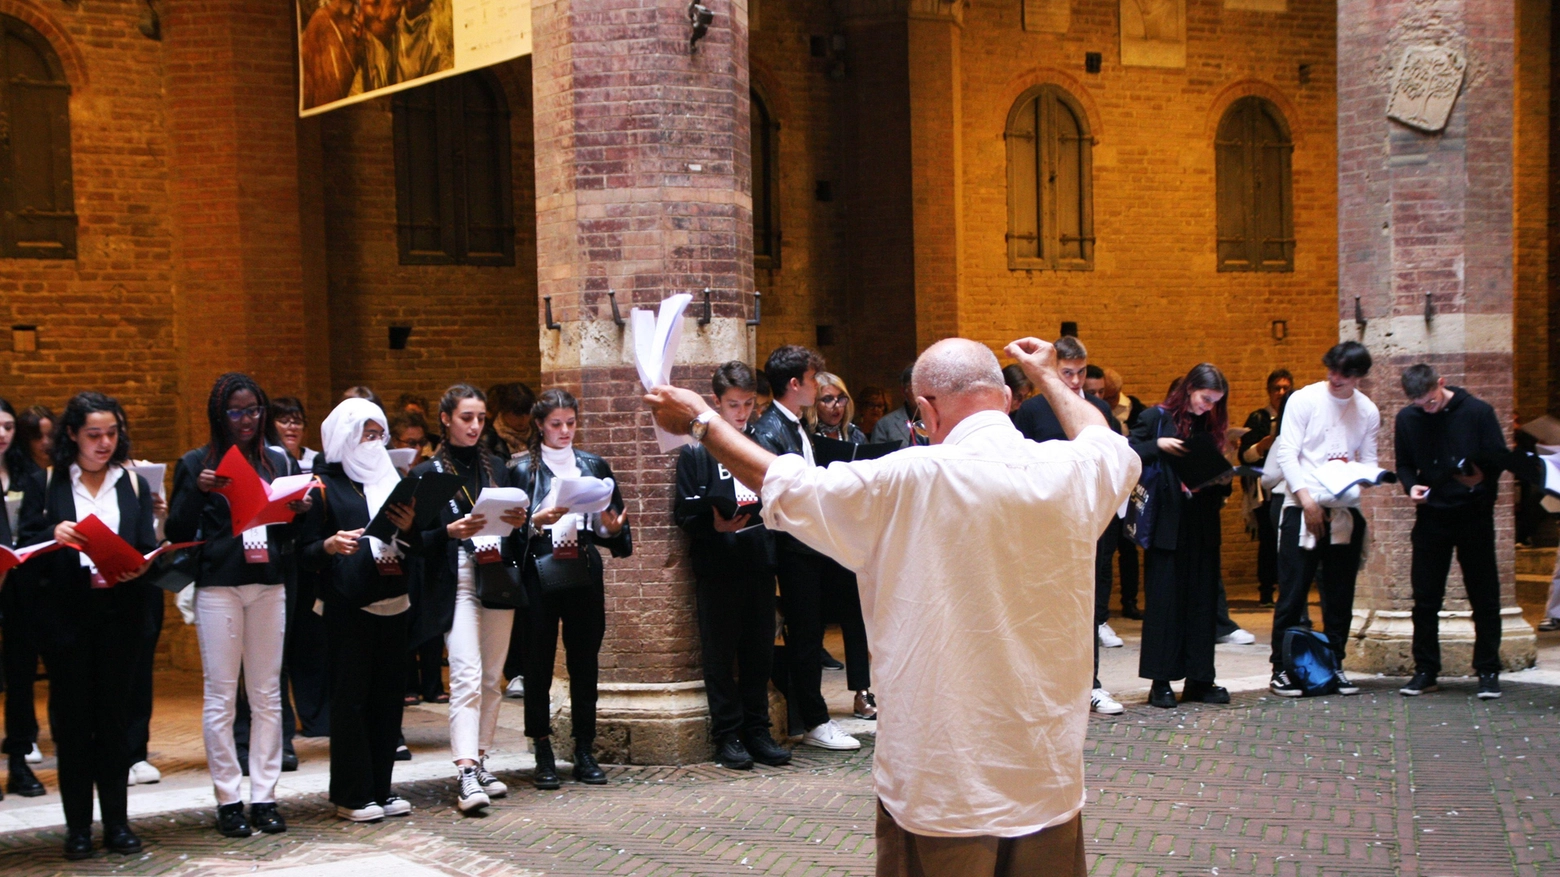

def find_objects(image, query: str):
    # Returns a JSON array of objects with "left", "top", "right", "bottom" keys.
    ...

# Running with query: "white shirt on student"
[
  {"left": 1270, "top": 381, "right": 1381, "bottom": 508},
  {"left": 71, "top": 463, "right": 124, "bottom": 569},
  {"left": 761, "top": 410, "right": 1139, "bottom": 837},
  {"left": 771, "top": 399, "right": 816, "bottom": 465}
]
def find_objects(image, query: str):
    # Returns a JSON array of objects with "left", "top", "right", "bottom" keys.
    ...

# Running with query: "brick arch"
[
  {"left": 1205, "top": 79, "right": 1302, "bottom": 146},
  {"left": 0, "top": 0, "right": 89, "bottom": 92},
  {"left": 747, "top": 60, "right": 790, "bottom": 123},
  {"left": 994, "top": 68, "right": 1102, "bottom": 142}
]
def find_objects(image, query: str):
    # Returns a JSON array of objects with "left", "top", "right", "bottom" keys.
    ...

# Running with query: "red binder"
[
  {"left": 73, "top": 515, "right": 201, "bottom": 586},
  {"left": 213, "top": 446, "right": 319, "bottom": 536},
  {"left": 0, "top": 541, "right": 64, "bottom": 578}
]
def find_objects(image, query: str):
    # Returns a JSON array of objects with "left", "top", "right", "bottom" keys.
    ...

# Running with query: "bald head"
[{"left": 910, "top": 339, "right": 1009, "bottom": 443}]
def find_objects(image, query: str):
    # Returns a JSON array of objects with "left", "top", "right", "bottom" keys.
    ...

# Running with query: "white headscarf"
[{"left": 320, "top": 398, "right": 399, "bottom": 517}]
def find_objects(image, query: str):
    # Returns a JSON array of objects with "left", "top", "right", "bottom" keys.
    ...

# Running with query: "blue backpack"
[{"left": 1282, "top": 628, "right": 1339, "bottom": 696}]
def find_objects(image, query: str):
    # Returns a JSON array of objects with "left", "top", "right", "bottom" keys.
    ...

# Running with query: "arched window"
[
  {"left": 1216, "top": 96, "right": 1293, "bottom": 272},
  {"left": 393, "top": 70, "right": 514, "bottom": 266},
  {"left": 1006, "top": 85, "right": 1093, "bottom": 271},
  {"left": 751, "top": 87, "right": 779, "bottom": 269},
  {"left": 1, "top": 15, "right": 75, "bottom": 259}
]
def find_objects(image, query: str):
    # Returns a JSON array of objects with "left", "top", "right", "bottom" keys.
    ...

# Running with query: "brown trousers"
[{"left": 876, "top": 802, "right": 1087, "bottom": 877}]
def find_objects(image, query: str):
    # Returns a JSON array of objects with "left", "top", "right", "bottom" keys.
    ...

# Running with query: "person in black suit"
[
  {"left": 674, "top": 362, "right": 791, "bottom": 771},
  {"left": 16, "top": 392, "right": 159, "bottom": 859},
  {"left": 0, "top": 397, "right": 46, "bottom": 799},
  {"left": 1012, "top": 336, "right": 1125, "bottom": 716},
  {"left": 512, "top": 389, "right": 631, "bottom": 790},
  {"left": 1237, "top": 369, "right": 1292, "bottom": 607},
  {"left": 750, "top": 345, "right": 861, "bottom": 752}
]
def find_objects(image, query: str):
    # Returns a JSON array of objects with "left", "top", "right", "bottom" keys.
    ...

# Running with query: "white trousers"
[
  {"left": 1547, "top": 549, "right": 1560, "bottom": 620},
  {"left": 445, "top": 552, "right": 514, "bottom": 763},
  {"left": 195, "top": 583, "right": 286, "bottom": 805}
]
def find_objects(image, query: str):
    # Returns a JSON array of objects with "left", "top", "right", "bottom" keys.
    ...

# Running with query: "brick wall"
[{"left": 1514, "top": 0, "right": 1550, "bottom": 425}]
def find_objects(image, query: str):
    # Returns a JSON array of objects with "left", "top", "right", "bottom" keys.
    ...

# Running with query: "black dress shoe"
[
  {"left": 104, "top": 823, "right": 143, "bottom": 855},
  {"left": 532, "top": 738, "right": 561, "bottom": 790},
  {"left": 742, "top": 731, "right": 793, "bottom": 767},
  {"left": 820, "top": 649, "right": 845, "bottom": 671},
  {"left": 1120, "top": 606, "right": 1144, "bottom": 620},
  {"left": 715, "top": 735, "right": 754, "bottom": 770},
  {"left": 251, "top": 802, "right": 287, "bottom": 834},
  {"left": 281, "top": 750, "right": 299, "bottom": 772},
  {"left": 63, "top": 827, "right": 94, "bottom": 860},
  {"left": 1148, "top": 681, "right": 1177, "bottom": 709},
  {"left": 1182, "top": 681, "right": 1230, "bottom": 704},
  {"left": 217, "top": 802, "right": 253, "bottom": 838},
  {"left": 8, "top": 753, "right": 46, "bottom": 797},
  {"left": 573, "top": 746, "right": 607, "bottom": 785}
]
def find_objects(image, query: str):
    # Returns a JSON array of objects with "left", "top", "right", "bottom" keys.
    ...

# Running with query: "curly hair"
[{"left": 204, "top": 373, "right": 278, "bottom": 476}]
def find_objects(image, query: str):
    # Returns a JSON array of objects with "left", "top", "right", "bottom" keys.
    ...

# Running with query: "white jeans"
[
  {"left": 195, "top": 584, "right": 286, "bottom": 805},
  {"left": 445, "top": 551, "right": 514, "bottom": 763},
  {"left": 1548, "top": 549, "right": 1560, "bottom": 620}
]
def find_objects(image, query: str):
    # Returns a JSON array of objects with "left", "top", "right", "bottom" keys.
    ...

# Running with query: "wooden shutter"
[
  {"left": 752, "top": 89, "right": 778, "bottom": 269},
  {"left": 1, "top": 18, "right": 75, "bottom": 260},
  {"left": 459, "top": 72, "right": 514, "bottom": 266},
  {"left": 394, "top": 84, "right": 456, "bottom": 263},
  {"left": 1216, "top": 97, "right": 1293, "bottom": 272},
  {"left": 1215, "top": 103, "right": 1251, "bottom": 271},
  {"left": 1052, "top": 96, "right": 1092, "bottom": 268},
  {"left": 1006, "top": 93, "right": 1041, "bottom": 266}
]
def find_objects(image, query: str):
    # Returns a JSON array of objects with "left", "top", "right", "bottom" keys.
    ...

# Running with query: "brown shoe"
[{"left": 852, "top": 691, "right": 877, "bottom": 720}]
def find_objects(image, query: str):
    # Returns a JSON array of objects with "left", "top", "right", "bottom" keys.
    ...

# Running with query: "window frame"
[
  {"left": 751, "top": 86, "right": 780, "bottom": 271},
  {"left": 1215, "top": 96, "right": 1294, "bottom": 273},
  {"left": 0, "top": 14, "right": 76, "bottom": 260},
  {"left": 1005, "top": 84, "right": 1094, "bottom": 272}
]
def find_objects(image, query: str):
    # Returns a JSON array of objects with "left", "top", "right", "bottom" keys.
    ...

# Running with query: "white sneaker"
[
  {"left": 801, "top": 720, "right": 861, "bottom": 751},
  {"left": 1090, "top": 688, "right": 1125, "bottom": 715},
  {"left": 336, "top": 803, "right": 385, "bottom": 822},
  {"left": 505, "top": 677, "right": 525, "bottom": 699},
  {"left": 476, "top": 756, "right": 508, "bottom": 798},
  {"left": 456, "top": 765, "right": 491, "bottom": 813},
  {"left": 1098, "top": 622, "right": 1124, "bottom": 648},
  {"left": 1215, "top": 628, "right": 1256, "bottom": 645},
  {"left": 380, "top": 796, "right": 413, "bottom": 817},
  {"left": 127, "top": 760, "right": 161, "bottom": 786},
  {"left": 25, "top": 743, "right": 42, "bottom": 765}
]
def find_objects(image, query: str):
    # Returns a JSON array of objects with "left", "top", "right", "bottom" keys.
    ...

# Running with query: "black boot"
[
  {"left": 573, "top": 743, "right": 607, "bottom": 785},
  {"left": 1148, "top": 680, "right": 1177, "bottom": 709},
  {"left": 104, "top": 823, "right": 143, "bottom": 855},
  {"left": 531, "top": 738, "right": 560, "bottom": 790},
  {"left": 63, "top": 827, "right": 93, "bottom": 860},
  {"left": 715, "top": 734, "right": 754, "bottom": 770},
  {"left": 8, "top": 752, "right": 45, "bottom": 797}
]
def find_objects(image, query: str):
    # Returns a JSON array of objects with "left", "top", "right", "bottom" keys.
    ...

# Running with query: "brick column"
[
  {"left": 531, "top": 0, "right": 755, "bottom": 763},
  {"left": 906, "top": 0, "right": 963, "bottom": 352},
  {"left": 1338, "top": 0, "right": 1535, "bottom": 673}
]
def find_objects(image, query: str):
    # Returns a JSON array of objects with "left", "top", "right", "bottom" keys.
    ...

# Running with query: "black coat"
[
  {"left": 299, "top": 462, "right": 419, "bottom": 609},
  {"left": 1013, "top": 393, "right": 1121, "bottom": 444},
  {"left": 1394, "top": 386, "right": 1509, "bottom": 511},
  {"left": 166, "top": 446, "right": 301, "bottom": 587},
  {"left": 16, "top": 465, "right": 159, "bottom": 648},
  {"left": 1128, "top": 406, "right": 1231, "bottom": 552},
  {"left": 749, "top": 404, "right": 818, "bottom": 555},
  {"left": 673, "top": 441, "right": 775, "bottom": 579},
  {"left": 511, "top": 449, "right": 632, "bottom": 577},
  {"left": 411, "top": 448, "right": 521, "bottom": 642}
]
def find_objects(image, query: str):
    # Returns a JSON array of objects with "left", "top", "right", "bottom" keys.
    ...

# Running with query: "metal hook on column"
[
  {"left": 1424, "top": 292, "right": 1434, "bottom": 324},
  {"left": 607, "top": 290, "right": 626, "bottom": 327},
  {"left": 698, "top": 288, "right": 712, "bottom": 326},
  {"left": 747, "top": 290, "right": 762, "bottom": 327},
  {"left": 543, "top": 296, "right": 561, "bottom": 332},
  {"left": 1354, "top": 296, "right": 1366, "bottom": 334}
]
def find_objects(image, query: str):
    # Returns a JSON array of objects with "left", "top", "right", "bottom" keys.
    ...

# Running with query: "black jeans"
[
  {"left": 125, "top": 584, "right": 164, "bottom": 764},
  {"left": 1, "top": 580, "right": 41, "bottom": 755},
  {"left": 1411, "top": 504, "right": 1503, "bottom": 676},
  {"left": 325, "top": 601, "right": 406, "bottom": 809},
  {"left": 405, "top": 635, "right": 446, "bottom": 699},
  {"left": 775, "top": 549, "right": 831, "bottom": 729},
  {"left": 287, "top": 574, "right": 331, "bottom": 737},
  {"left": 523, "top": 582, "right": 605, "bottom": 743},
  {"left": 503, "top": 609, "right": 528, "bottom": 681},
  {"left": 695, "top": 571, "right": 776, "bottom": 740},
  {"left": 1092, "top": 518, "right": 1121, "bottom": 689},
  {"left": 820, "top": 558, "right": 871, "bottom": 692},
  {"left": 1255, "top": 501, "right": 1278, "bottom": 601},
  {"left": 1270, "top": 506, "right": 1364, "bottom": 669},
  {"left": 43, "top": 605, "right": 140, "bottom": 830}
]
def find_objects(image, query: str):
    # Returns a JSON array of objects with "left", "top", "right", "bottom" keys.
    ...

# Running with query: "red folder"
[
  {"left": 213, "top": 446, "right": 319, "bottom": 535},
  {"left": 0, "top": 541, "right": 64, "bottom": 578},
  {"left": 73, "top": 515, "right": 201, "bottom": 586}
]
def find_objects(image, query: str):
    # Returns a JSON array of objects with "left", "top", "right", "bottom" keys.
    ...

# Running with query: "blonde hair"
[{"left": 804, "top": 372, "right": 855, "bottom": 434}]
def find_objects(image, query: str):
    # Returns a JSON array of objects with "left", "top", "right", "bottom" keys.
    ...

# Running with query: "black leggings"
[
  {"left": 324, "top": 601, "right": 406, "bottom": 809},
  {"left": 523, "top": 581, "right": 605, "bottom": 743}
]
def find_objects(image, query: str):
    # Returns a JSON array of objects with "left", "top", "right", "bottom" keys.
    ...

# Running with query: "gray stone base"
[
  {"left": 548, "top": 680, "right": 713, "bottom": 765},
  {"left": 1346, "top": 607, "right": 1537, "bottom": 675}
]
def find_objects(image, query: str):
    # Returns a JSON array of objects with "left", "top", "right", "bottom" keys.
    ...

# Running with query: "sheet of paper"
[
  {"left": 1313, "top": 460, "right": 1393, "bottom": 498},
  {"left": 388, "top": 448, "right": 419, "bottom": 472},
  {"left": 631, "top": 293, "right": 695, "bottom": 453},
  {"left": 127, "top": 461, "right": 168, "bottom": 499},
  {"left": 553, "top": 476, "right": 615, "bottom": 514},
  {"left": 247, "top": 473, "right": 320, "bottom": 529},
  {"left": 471, "top": 487, "right": 530, "bottom": 537}
]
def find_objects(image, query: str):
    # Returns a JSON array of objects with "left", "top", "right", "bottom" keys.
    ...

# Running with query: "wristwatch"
[{"left": 689, "top": 410, "right": 718, "bottom": 442}]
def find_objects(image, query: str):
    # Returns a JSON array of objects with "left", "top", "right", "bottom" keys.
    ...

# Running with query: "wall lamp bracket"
[
  {"left": 1424, "top": 292, "right": 1434, "bottom": 324},
  {"left": 698, "top": 287, "right": 712, "bottom": 326},
  {"left": 1354, "top": 296, "right": 1367, "bottom": 333},
  {"left": 747, "top": 290, "right": 762, "bottom": 327},
  {"left": 606, "top": 290, "right": 626, "bottom": 327},
  {"left": 543, "top": 296, "right": 561, "bottom": 331},
  {"left": 688, "top": 2, "right": 713, "bottom": 53}
]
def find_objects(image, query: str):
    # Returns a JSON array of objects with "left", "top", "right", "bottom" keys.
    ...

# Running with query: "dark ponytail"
[{"left": 434, "top": 383, "right": 494, "bottom": 487}]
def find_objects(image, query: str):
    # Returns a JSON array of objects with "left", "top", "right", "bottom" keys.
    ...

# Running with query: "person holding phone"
[
  {"left": 512, "top": 389, "right": 631, "bottom": 790},
  {"left": 16, "top": 392, "right": 158, "bottom": 859},
  {"left": 300, "top": 398, "right": 418, "bottom": 823}
]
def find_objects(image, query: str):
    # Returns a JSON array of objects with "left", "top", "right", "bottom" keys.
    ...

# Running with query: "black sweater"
[
  {"left": 673, "top": 440, "right": 775, "bottom": 579},
  {"left": 1394, "top": 386, "right": 1508, "bottom": 511},
  {"left": 299, "top": 462, "right": 419, "bottom": 609},
  {"left": 412, "top": 443, "right": 520, "bottom": 639},
  {"left": 167, "top": 446, "right": 300, "bottom": 587}
]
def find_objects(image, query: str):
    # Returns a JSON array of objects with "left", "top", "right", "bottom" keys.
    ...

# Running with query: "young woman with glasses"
[
  {"left": 15, "top": 392, "right": 160, "bottom": 859},
  {"left": 167, "top": 374, "right": 312, "bottom": 838},
  {"left": 270, "top": 397, "right": 318, "bottom": 474}
]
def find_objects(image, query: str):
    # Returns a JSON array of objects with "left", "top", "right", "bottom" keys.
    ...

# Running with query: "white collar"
[
  {"left": 941, "top": 409, "right": 1013, "bottom": 446},
  {"left": 69, "top": 462, "right": 123, "bottom": 498},
  {"left": 772, "top": 400, "right": 802, "bottom": 424}
]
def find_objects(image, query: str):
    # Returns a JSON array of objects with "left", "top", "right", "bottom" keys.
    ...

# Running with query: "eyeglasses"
[
  {"left": 361, "top": 429, "right": 388, "bottom": 444},
  {"left": 226, "top": 406, "right": 263, "bottom": 422},
  {"left": 911, "top": 419, "right": 928, "bottom": 441},
  {"left": 818, "top": 394, "right": 847, "bottom": 407},
  {"left": 274, "top": 417, "right": 305, "bottom": 429}
]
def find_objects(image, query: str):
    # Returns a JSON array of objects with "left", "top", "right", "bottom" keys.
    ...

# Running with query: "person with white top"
[
  {"left": 300, "top": 398, "right": 419, "bottom": 822},
  {"left": 1267, "top": 341, "right": 1381, "bottom": 697},
  {"left": 167, "top": 374, "right": 311, "bottom": 838},
  {"left": 644, "top": 337, "right": 1139, "bottom": 876},
  {"left": 16, "top": 392, "right": 160, "bottom": 860},
  {"left": 511, "top": 389, "right": 631, "bottom": 790}
]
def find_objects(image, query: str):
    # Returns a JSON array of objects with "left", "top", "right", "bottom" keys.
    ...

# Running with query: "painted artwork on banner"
[{"left": 297, "top": 0, "right": 531, "bottom": 117}]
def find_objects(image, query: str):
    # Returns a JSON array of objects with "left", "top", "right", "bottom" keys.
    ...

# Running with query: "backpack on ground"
[{"left": 1281, "top": 627, "right": 1339, "bottom": 697}]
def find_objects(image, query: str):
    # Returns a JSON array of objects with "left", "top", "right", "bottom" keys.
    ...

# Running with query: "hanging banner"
[{"left": 297, "top": 0, "right": 532, "bottom": 117}]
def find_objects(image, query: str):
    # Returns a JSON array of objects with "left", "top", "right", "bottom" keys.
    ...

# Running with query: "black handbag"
[
  {"left": 476, "top": 558, "right": 528, "bottom": 609},
  {"left": 524, "top": 464, "right": 596, "bottom": 595}
]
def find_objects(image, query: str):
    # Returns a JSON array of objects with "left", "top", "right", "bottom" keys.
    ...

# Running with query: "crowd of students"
[{"left": 0, "top": 332, "right": 1536, "bottom": 860}]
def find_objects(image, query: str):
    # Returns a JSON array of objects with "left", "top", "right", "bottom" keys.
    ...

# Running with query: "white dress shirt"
[
  {"left": 71, "top": 463, "right": 124, "bottom": 569},
  {"left": 761, "top": 410, "right": 1139, "bottom": 837}
]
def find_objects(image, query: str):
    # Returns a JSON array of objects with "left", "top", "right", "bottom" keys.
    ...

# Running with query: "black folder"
[
  {"left": 364, "top": 471, "right": 467, "bottom": 542},
  {"left": 813, "top": 436, "right": 901, "bottom": 467}
]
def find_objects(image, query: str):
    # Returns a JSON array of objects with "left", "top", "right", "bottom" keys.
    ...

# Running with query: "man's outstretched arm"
[{"left": 643, "top": 386, "right": 777, "bottom": 493}]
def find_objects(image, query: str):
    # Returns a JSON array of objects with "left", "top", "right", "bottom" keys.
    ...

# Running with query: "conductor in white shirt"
[{"left": 645, "top": 338, "right": 1139, "bottom": 877}]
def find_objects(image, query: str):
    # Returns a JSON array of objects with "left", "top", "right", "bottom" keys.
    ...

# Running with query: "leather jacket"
[
  {"left": 510, "top": 449, "right": 633, "bottom": 561},
  {"left": 748, "top": 403, "right": 817, "bottom": 555}
]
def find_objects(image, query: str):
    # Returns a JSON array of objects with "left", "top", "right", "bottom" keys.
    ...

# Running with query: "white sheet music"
[
  {"left": 632, "top": 293, "right": 695, "bottom": 453},
  {"left": 553, "top": 476, "right": 615, "bottom": 514},
  {"left": 471, "top": 487, "right": 530, "bottom": 537}
]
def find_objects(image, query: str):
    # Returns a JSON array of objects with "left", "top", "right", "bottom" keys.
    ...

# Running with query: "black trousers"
[
  {"left": 523, "top": 582, "right": 605, "bottom": 742},
  {"left": 1097, "top": 521, "right": 1140, "bottom": 614},
  {"left": 1271, "top": 506, "right": 1364, "bottom": 668},
  {"left": 324, "top": 601, "right": 406, "bottom": 809},
  {"left": 1411, "top": 504, "right": 1503, "bottom": 676},
  {"left": 1, "top": 580, "right": 41, "bottom": 755},
  {"left": 287, "top": 576, "right": 331, "bottom": 736},
  {"left": 503, "top": 608, "right": 528, "bottom": 682},
  {"left": 695, "top": 571, "right": 776, "bottom": 740},
  {"left": 1255, "top": 502, "right": 1278, "bottom": 601},
  {"left": 43, "top": 605, "right": 140, "bottom": 830},
  {"left": 1138, "top": 546, "right": 1219, "bottom": 684},
  {"left": 775, "top": 549, "right": 831, "bottom": 729},
  {"left": 126, "top": 585, "right": 164, "bottom": 764},
  {"left": 819, "top": 558, "right": 871, "bottom": 692},
  {"left": 1116, "top": 535, "right": 1140, "bottom": 611},
  {"left": 405, "top": 635, "right": 445, "bottom": 699}
]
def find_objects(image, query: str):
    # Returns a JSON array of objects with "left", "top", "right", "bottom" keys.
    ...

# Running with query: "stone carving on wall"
[
  {"left": 1023, "top": 0, "right": 1069, "bottom": 34},
  {"left": 1386, "top": 45, "right": 1467, "bottom": 133},
  {"left": 1119, "top": 0, "right": 1185, "bottom": 68}
]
